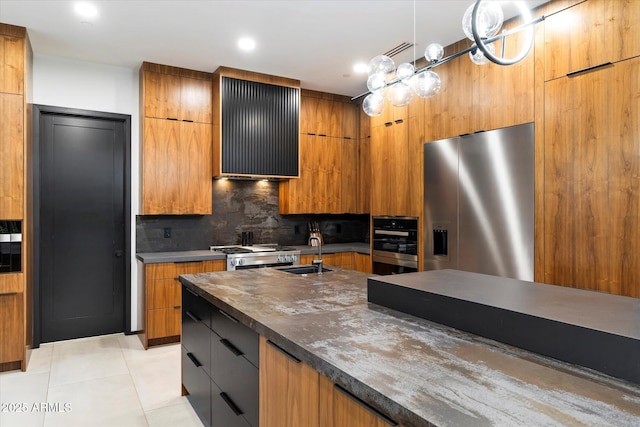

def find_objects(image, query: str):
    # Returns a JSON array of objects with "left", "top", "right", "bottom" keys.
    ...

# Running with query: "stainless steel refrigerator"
[{"left": 423, "top": 123, "right": 534, "bottom": 281}]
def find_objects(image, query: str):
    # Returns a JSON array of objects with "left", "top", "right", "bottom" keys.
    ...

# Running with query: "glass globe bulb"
[
  {"left": 425, "top": 43, "right": 444, "bottom": 62},
  {"left": 387, "top": 82, "right": 413, "bottom": 107},
  {"left": 362, "top": 92, "right": 385, "bottom": 117},
  {"left": 469, "top": 42, "right": 496, "bottom": 65},
  {"left": 462, "top": 1, "right": 504, "bottom": 41},
  {"left": 396, "top": 63, "right": 415, "bottom": 81},
  {"left": 367, "top": 55, "right": 395, "bottom": 77},
  {"left": 367, "top": 72, "right": 386, "bottom": 93},
  {"left": 410, "top": 71, "right": 441, "bottom": 99}
]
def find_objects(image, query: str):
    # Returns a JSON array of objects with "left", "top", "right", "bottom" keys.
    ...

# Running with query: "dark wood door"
[{"left": 40, "top": 113, "right": 125, "bottom": 342}]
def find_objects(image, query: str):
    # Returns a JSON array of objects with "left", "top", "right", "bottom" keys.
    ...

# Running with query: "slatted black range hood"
[{"left": 213, "top": 68, "right": 300, "bottom": 179}]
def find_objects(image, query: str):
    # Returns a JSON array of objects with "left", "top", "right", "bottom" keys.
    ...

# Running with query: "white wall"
[{"left": 33, "top": 54, "right": 142, "bottom": 331}]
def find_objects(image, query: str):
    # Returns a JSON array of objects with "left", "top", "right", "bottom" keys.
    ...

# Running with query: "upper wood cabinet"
[
  {"left": 280, "top": 91, "right": 364, "bottom": 214},
  {"left": 140, "top": 62, "right": 213, "bottom": 215},
  {"left": 0, "top": 32, "right": 25, "bottom": 95},
  {"left": 0, "top": 93, "right": 24, "bottom": 219},
  {"left": 370, "top": 116, "right": 423, "bottom": 217},
  {"left": 545, "top": 0, "right": 640, "bottom": 81},
  {"left": 142, "top": 64, "right": 212, "bottom": 123},
  {"left": 141, "top": 119, "right": 211, "bottom": 215},
  {"left": 300, "top": 91, "right": 357, "bottom": 139}
]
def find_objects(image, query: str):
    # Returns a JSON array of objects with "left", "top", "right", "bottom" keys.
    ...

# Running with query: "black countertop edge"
[
  {"left": 137, "top": 242, "right": 370, "bottom": 264},
  {"left": 178, "top": 275, "right": 428, "bottom": 427}
]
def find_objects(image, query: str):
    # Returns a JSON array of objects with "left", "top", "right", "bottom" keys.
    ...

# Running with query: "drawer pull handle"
[
  {"left": 266, "top": 340, "right": 301, "bottom": 363},
  {"left": 185, "top": 287, "right": 199, "bottom": 297},
  {"left": 173, "top": 305, "right": 181, "bottom": 309},
  {"left": 166, "top": 117, "right": 179, "bottom": 121},
  {"left": 185, "top": 311, "right": 201, "bottom": 322},
  {"left": 0, "top": 292, "right": 18, "bottom": 296},
  {"left": 220, "top": 339, "right": 243, "bottom": 357},
  {"left": 220, "top": 392, "right": 243, "bottom": 416},
  {"left": 334, "top": 384, "right": 397, "bottom": 426},
  {"left": 182, "top": 119, "right": 194, "bottom": 122},
  {"left": 186, "top": 352, "right": 202, "bottom": 368},
  {"left": 567, "top": 61, "right": 613, "bottom": 77},
  {"left": 219, "top": 309, "right": 239, "bottom": 323},
  {"left": 394, "top": 119, "right": 404, "bottom": 124}
]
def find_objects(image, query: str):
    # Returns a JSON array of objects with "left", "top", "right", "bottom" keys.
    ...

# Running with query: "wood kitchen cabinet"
[
  {"left": 0, "top": 24, "right": 31, "bottom": 373},
  {"left": 545, "top": 0, "right": 640, "bottom": 81},
  {"left": 0, "top": 93, "right": 24, "bottom": 218},
  {"left": 260, "top": 336, "right": 319, "bottom": 427},
  {"left": 280, "top": 91, "right": 364, "bottom": 214},
  {"left": 140, "top": 62, "right": 213, "bottom": 215},
  {"left": 0, "top": 292, "right": 23, "bottom": 368},
  {"left": 0, "top": 31, "right": 25, "bottom": 95},
  {"left": 141, "top": 260, "right": 224, "bottom": 349},
  {"left": 260, "top": 336, "right": 400, "bottom": 427},
  {"left": 141, "top": 117, "right": 212, "bottom": 215},
  {"left": 299, "top": 252, "right": 370, "bottom": 273},
  {"left": 544, "top": 57, "right": 640, "bottom": 297}
]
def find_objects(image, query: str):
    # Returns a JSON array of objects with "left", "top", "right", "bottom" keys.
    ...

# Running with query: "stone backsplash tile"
[{"left": 136, "top": 180, "right": 369, "bottom": 253}]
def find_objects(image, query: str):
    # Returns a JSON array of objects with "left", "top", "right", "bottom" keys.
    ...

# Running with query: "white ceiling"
[{"left": 0, "top": 0, "right": 547, "bottom": 97}]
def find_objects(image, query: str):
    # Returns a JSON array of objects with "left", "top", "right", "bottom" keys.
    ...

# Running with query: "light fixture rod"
[{"left": 352, "top": 14, "right": 544, "bottom": 101}]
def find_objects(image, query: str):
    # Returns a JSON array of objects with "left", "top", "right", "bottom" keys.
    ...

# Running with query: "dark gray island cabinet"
[{"left": 181, "top": 284, "right": 259, "bottom": 427}]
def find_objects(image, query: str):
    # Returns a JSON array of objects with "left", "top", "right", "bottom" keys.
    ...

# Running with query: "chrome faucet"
[{"left": 308, "top": 236, "right": 323, "bottom": 274}]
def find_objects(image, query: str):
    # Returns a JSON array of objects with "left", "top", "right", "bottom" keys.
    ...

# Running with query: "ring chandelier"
[{"left": 357, "top": 0, "right": 544, "bottom": 117}]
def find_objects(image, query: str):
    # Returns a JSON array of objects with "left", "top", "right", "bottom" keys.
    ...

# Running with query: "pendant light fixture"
[{"left": 359, "top": 0, "right": 542, "bottom": 117}]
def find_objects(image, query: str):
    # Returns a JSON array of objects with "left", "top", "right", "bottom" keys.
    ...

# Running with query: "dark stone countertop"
[
  {"left": 136, "top": 242, "right": 369, "bottom": 264},
  {"left": 179, "top": 268, "right": 640, "bottom": 427}
]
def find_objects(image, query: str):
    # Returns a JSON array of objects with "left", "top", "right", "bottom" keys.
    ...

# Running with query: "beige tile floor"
[{"left": 0, "top": 334, "right": 204, "bottom": 427}]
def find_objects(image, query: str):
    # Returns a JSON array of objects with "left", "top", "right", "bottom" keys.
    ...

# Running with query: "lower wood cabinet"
[
  {"left": 260, "top": 335, "right": 400, "bottom": 427},
  {"left": 259, "top": 336, "right": 320, "bottom": 427},
  {"left": 300, "top": 252, "right": 370, "bottom": 273},
  {"left": 182, "top": 283, "right": 258, "bottom": 427},
  {"left": 140, "top": 259, "right": 225, "bottom": 349},
  {"left": 0, "top": 292, "right": 23, "bottom": 369}
]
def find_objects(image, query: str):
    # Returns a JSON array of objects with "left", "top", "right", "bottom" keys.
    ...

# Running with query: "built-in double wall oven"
[{"left": 372, "top": 216, "right": 418, "bottom": 275}]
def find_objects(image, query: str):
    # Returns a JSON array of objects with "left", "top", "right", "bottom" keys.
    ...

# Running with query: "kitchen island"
[{"left": 179, "top": 268, "right": 640, "bottom": 427}]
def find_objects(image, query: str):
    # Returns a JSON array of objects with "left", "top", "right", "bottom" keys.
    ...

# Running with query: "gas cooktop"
[{"left": 210, "top": 245, "right": 297, "bottom": 254}]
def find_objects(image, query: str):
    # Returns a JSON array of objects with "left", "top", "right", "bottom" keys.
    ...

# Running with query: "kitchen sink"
[{"left": 280, "top": 265, "right": 332, "bottom": 275}]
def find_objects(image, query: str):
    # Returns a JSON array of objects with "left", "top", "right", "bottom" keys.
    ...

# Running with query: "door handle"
[{"left": 114, "top": 250, "right": 124, "bottom": 258}]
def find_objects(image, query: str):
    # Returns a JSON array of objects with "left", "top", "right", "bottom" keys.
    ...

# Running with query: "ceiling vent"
[{"left": 383, "top": 42, "right": 415, "bottom": 58}]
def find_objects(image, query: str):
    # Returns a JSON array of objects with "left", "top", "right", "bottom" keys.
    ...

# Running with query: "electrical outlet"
[
  {"left": 294, "top": 225, "right": 300, "bottom": 235},
  {"left": 164, "top": 227, "right": 171, "bottom": 238}
]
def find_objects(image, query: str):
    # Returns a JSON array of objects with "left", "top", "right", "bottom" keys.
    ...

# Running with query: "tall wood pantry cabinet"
[
  {"left": 0, "top": 23, "right": 32, "bottom": 372},
  {"left": 139, "top": 62, "right": 213, "bottom": 215}
]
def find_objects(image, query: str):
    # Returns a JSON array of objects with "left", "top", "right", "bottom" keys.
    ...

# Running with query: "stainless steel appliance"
[
  {"left": 210, "top": 245, "right": 301, "bottom": 271},
  {"left": 372, "top": 216, "right": 418, "bottom": 275},
  {"left": 423, "top": 123, "right": 534, "bottom": 281}
]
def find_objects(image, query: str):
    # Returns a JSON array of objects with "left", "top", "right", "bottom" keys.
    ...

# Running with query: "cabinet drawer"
[
  {"left": 147, "top": 307, "right": 181, "bottom": 339},
  {"left": 211, "top": 308, "right": 259, "bottom": 368},
  {"left": 182, "top": 346, "right": 211, "bottom": 427},
  {"left": 146, "top": 262, "right": 204, "bottom": 281},
  {"left": 183, "top": 319, "right": 211, "bottom": 378},
  {"left": 182, "top": 285, "right": 212, "bottom": 329},
  {"left": 211, "top": 375, "right": 252, "bottom": 427},
  {"left": 147, "top": 279, "right": 181, "bottom": 309},
  {"left": 211, "top": 336, "right": 259, "bottom": 427}
]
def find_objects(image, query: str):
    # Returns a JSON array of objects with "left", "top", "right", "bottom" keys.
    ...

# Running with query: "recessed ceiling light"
[
  {"left": 238, "top": 37, "right": 256, "bottom": 51},
  {"left": 353, "top": 63, "right": 368, "bottom": 74},
  {"left": 74, "top": 2, "right": 98, "bottom": 19}
]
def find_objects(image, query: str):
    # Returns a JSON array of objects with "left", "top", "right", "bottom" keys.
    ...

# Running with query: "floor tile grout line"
[{"left": 118, "top": 334, "right": 152, "bottom": 427}]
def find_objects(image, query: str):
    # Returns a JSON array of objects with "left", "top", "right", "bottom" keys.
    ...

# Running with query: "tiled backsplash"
[{"left": 136, "top": 180, "right": 369, "bottom": 253}]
